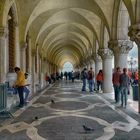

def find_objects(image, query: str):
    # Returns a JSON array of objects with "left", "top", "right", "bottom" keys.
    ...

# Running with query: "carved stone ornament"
[
  {"left": 20, "top": 42, "right": 27, "bottom": 49},
  {"left": 98, "top": 48, "right": 113, "bottom": 59},
  {"left": 0, "top": 27, "right": 8, "bottom": 38},
  {"left": 128, "top": 24, "right": 140, "bottom": 46},
  {"left": 108, "top": 40, "right": 133, "bottom": 54}
]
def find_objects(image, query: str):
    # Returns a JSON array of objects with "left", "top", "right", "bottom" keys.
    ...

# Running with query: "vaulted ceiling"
[{"left": 15, "top": 0, "right": 135, "bottom": 68}]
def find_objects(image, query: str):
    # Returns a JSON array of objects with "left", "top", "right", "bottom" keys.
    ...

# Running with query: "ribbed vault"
[{"left": 4, "top": 0, "right": 134, "bottom": 69}]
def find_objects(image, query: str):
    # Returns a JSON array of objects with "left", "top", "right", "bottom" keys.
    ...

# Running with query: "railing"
[{"left": 0, "top": 83, "right": 14, "bottom": 118}]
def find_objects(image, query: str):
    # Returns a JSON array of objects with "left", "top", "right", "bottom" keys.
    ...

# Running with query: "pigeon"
[
  {"left": 34, "top": 116, "right": 38, "bottom": 120},
  {"left": 83, "top": 125, "right": 94, "bottom": 133},
  {"left": 51, "top": 99, "right": 55, "bottom": 104}
]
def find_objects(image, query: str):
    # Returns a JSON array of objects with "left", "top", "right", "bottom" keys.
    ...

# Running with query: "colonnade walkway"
[{"left": 1, "top": 81, "right": 140, "bottom": 140}]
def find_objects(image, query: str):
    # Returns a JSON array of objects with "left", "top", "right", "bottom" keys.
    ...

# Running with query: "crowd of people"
[
  {"left": 45, "top": 71, "right": 81, "bottom": 84},
  {"left": 81, "top": 66, "right": 138, "bottom": 108},
  {"left": 10, "top": 66, "right": 138, "bottom": 109}
]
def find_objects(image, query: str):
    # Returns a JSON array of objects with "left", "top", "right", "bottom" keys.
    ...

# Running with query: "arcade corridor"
[{"left": 0, "top": 81, "right": 140, "bottom": 140}]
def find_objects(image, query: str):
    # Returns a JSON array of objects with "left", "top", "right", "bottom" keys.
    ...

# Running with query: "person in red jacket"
[
  {"left": 112, "top": 67, "right": 121, "bottom": 103},
  {"left": 96, "top": 69, "right": 103, "bottom": 92},
  {"left": 133, "top": 69, "right": 138, "bottom": 84}
]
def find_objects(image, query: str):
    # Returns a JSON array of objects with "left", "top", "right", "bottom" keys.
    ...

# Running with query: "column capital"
[
  {"left": 128, "top": 24, "right": 140, "bottom": 46},
  {"left": 98, "top": 48, "right": 113, "bottom": 59},
  {"left": 0, "top": 27, "right": 8, "bottom": 38},
  {"left": 20, "top": 41, "right": 27, "bottom": 49},
  {"left": 96, "top": 54, "right": 102, "bottom": 62},
  {"left": 108, "top": 40, "right": 133, "bottom": 54}
]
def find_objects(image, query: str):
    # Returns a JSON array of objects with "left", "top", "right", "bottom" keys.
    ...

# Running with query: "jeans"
[
  {"left": 120, "top": 87, "right": 128, "bottom": 106},
  {"left": 82, "top": 79, "right": 87, "bottom": 91},
  {"left": 113, "top": 85, "right": 120, "bottom": 103},
  {"left": 17, "top": 86, "right": 24, "bottom": 106},
  {"left": 24, "top": 86, "right": 30, "bottom": 102},
  {"left": 97, "top": 81, "right": 103, "bottom": 91},
  {"left": 88, "top": 79, "right": 94, "bottom": 92}
]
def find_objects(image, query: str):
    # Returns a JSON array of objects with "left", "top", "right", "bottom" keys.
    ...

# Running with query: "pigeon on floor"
[
  {"left": 83, "top": 125, "right": 94, "bottom": 133},
  {"left": 51, "top": 99, "right": 55, "bottom": 104},
  {"left": 34, "top": 116, "right": 38, "bottom": 120}
]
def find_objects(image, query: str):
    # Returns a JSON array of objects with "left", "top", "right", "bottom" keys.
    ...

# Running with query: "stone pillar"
[
  {"left": 0, "top": 27, "right": 7, "bottom": 82},
  {"left": 128, "top": 24, "right": 140, "bottom": 112},
  {"left": 26, "top": 36, "right": 32, "bottom": 73},
  {"left": 20, "top": 42, "right": 27, "bottom": 71},
  {"left": 109, "top": 40, "right": 133, "bottom": 69},
  {"left": 98, "top": 48, "right": 113, "bottom": 93},
  {"left": 15, "top": 24, "right": 20, "bottom": 67},
  {"left": 31, "top": 49, "right": 36, "bottom": 93},
  {"left": 91, "top": 60, "right": 95, "bottom": 73},
  {"left": 95, "top": 56, "right": 102, "bottom": 76}
]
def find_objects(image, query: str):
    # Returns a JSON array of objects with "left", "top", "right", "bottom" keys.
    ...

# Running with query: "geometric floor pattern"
[{"left": 0, "top": 81, "right": 140, "bottom": 140}]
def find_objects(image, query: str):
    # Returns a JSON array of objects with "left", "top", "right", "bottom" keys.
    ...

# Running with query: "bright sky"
[{"left": 62, "top": 62, "right": 73, "bottom": 72}]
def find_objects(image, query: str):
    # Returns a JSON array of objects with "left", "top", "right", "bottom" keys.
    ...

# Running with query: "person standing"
[
  {"left": 112, "top": 67, "right": 121, "bottom": 103},
  {"left": 24, "top": 73, "right": 30, "bottom": 103},
  {"left": 13, "top": 67, "right": 25, "bottom": 108},
  {"left": 96, "top": 69, "right": 103, "bottom": 92},
  {"left": 81, "top": 68, "right": 87, "bottom": 92},
  {"left": 87, "top": 67, "right": 94, "bottom": 93},
  {"left": 119, "top": 68, "right": 130, "bottom": 108}
]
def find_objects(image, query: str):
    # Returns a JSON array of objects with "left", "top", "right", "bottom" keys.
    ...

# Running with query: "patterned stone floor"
[{"left": 0, "top": 81, "right": 140, "bottom": 140}]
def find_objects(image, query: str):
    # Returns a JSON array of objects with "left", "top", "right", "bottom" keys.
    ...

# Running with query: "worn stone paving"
[{"left": 0, "top": 81, "right": 140, "bottom": 140}]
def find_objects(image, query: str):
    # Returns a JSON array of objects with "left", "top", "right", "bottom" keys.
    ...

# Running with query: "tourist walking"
[
  {"left": 81, "top": 68, "right": 87, "bottom": 92},
  {"left": 112, "top": 67, "right": 121, "bottom": 103},
  {"left": 87, "top": 67, "right": 94, "bottom": 93},
  {"left": 119, "top": 68, "right": 130, "bottom": 108}
]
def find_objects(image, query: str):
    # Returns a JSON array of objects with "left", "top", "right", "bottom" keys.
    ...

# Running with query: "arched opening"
[
  {"left": 62, "top": 62, "right": 73, "bottom": 72},
  {"left": 128, "top": 42, "right": 138, "bottom": 71},
  {"left": 7, "top": 7, "right": 16, "bottom": 72}
]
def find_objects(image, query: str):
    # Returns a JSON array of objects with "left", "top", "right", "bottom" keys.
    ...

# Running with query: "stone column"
[
  {"left": 109, "top": 40, "right": 133, "bottom": 69},
  {"left": 27, "top": 36, "right": 32, "bottom": 73},
  {"left": 31, "top": 49, "right": 36, "bottom": 94},
  {"left": 128, "top": 24, "right": 140, "bottom": 112},
  {"left": 0, "top": 27, "right": 7, "bottom": 82},
  {"left": 95, "top": 55, "right": 102, "bottom": 77},
  {"left": 20, "top": 42, "right": 27, "bottom": 71},
  {"left": 98, "top": 48, "right": 113, "bottom": 93},
  {"left": 15, "top": 24, "right": 20, "bottom": 67}
]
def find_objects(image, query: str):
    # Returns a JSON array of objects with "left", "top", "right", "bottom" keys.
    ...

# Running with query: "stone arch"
[
  {"left": 117, "top": 1, "right": 130, "bottom": 40},
  {"left": 111, "top": 0, "right": 135, "bottom": 40},
  {"left": 2, "top": 0, "right": 18, "bottom": 27}
]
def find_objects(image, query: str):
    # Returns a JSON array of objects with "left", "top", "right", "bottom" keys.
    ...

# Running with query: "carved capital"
[
  {"left": 20, "top": 42, "right": 27, "bottom": 49},
  {"left": 109, "top": 40, "right": 133, "bottom": 54},
  {"left": 98, "top": 48, "right": 113, "bottom": 59},
  {"left": 0, "top": 27, "right": 8, "bottom": 38},
  {"left": 96, "top": 55, "right": 102, "bottom": 62},
  {"left": 128, "top": 24, "right": 140, "bottom": 46}
]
